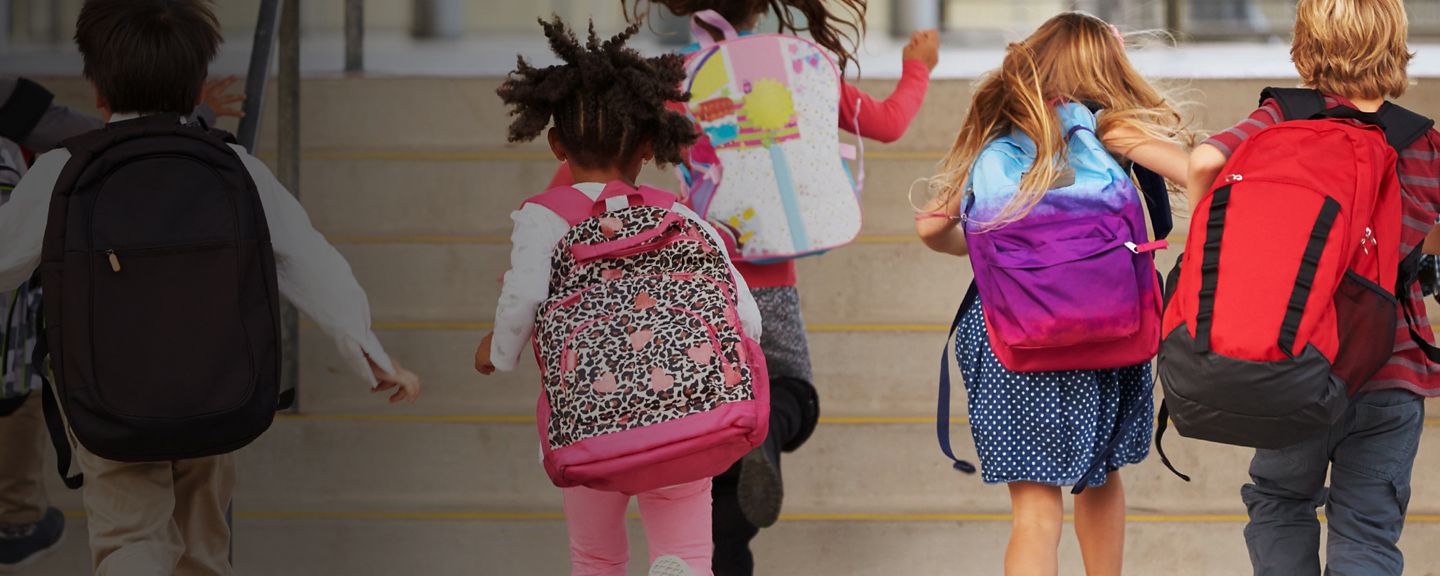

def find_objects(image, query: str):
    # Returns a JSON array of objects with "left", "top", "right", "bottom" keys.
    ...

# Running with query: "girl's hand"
[
  {"left": 370, "top": 358, "right": 421, "bottom": 404},
  {"left": 475, "top": 332, "right": 497, "bottom": 375},
  {"left": 201, "top": 75, "right": 246, "bottom": 119},
  {"left": 903, "top": 30, "right": 940, "bottom": 71}
]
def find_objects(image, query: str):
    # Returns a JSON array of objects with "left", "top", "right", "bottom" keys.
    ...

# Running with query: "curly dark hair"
[
  {"left": 497, "top": 16, "right": 697, "bottom": 169},
  {"left": 629, "top": 0, "right": 867, "bottom": 72}
]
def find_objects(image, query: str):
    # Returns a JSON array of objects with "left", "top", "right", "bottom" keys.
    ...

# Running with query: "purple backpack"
[{"left": 935, "top": 104, "right": 1172, "bottom": 482}]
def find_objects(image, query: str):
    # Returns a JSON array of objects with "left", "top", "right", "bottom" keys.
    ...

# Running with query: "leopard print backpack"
[{"left": 528, "top": 181, "right": 769, "bottom": 494}]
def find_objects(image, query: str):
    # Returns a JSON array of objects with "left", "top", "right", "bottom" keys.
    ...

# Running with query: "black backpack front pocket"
[{"left": 90, "top": 241, "right": 255, "bottom": 420}]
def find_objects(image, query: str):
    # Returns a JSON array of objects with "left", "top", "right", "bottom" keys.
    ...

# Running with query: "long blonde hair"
[{"left": 932, "top": 12, "right": 1187, "bottom": 228}]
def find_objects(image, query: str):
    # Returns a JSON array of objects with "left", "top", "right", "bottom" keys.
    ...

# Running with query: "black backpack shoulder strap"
[
  {"left": 1377, "top": 102, "right": 1435, "bottom": 153},
  {"left": 1077, "top": 101, "right": 1174, "bottom": 238},
  {"left": 1260, "top": 87, "right": 1327, "bottom": 122},
  {"left": 0, "top": 78, "right": 55, "bottom": 144}
]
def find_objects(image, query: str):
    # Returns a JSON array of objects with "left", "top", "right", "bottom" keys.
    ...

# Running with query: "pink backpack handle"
[
  {"left": 691, "top": 10, "right": 738, "bottom": 48},
  {"left": 570, "top": 211, "right": 685, "bottom": 263},
  {"left": 525, "top": 182, "right": 677, "bottom": 226}
]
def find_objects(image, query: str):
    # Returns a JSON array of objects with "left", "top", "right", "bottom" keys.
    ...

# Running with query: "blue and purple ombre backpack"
[
  {"left": 963, "top": 102, "right": 1167, "bottom": 372},
  {"left": 934, "top": 102, "right": 1172, "bottom": 481}
]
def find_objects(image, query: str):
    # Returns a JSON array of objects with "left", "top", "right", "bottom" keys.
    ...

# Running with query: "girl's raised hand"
[
  {"left": 200, "top": 75, "right": 246, "bottom": 119},
  {"left": 903, "top": 30, "right": 941, "bottom": 71},
  {"left": 475, "top": 332, "right": 497, "bottom": 375}
]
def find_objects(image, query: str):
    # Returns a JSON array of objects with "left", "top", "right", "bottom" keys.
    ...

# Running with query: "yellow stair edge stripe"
[
  {"left": 272, "top": 414, "right": 968, "bottom": 425},
  {"left": 357, "top": 321, "right": 1440, "bottom": 333},
  {"left": 273, "top": 413, "right": 1440, "bottom": 428},
  {"left": 325, "top": 234, "right": 1192, "bottom": 247},
  {"left": 354, "top": 321, "right": 959, "bottom": 333},
  {"left": 57, "top": 510, "right": 1440, "bottom": 524},
  {"left": 261, "top": 149, "right": 952, "bottom": 163}
]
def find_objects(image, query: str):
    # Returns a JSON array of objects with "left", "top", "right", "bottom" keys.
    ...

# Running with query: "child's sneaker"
[
  {"left": 0, "top": 507, "right": 66, "bottom": 572},
  {"left": 737, "top": 445, "right": 783, "bottom": 528},
  {"left": 648, "top": 555, "right": 694, "bottom": 576}
]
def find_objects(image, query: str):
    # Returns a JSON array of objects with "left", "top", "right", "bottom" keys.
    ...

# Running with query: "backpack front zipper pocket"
[{"left": 88, "top": 240, "right": 257, "bottom": 420}]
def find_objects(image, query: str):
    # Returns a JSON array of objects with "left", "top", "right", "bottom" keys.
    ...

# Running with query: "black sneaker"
[
  {"left": 0, "top": 507, "right": 65, "bottom": 572},
  {"left": 737, "top": 446, "right": 783, "bottom": 528}
]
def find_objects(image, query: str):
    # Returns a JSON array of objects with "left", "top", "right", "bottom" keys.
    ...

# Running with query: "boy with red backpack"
[{"left": 1181, "top": 0, "right": 1440, "bottom": 572}]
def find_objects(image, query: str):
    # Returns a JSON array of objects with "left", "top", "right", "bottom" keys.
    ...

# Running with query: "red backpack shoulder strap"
[{"left": 524, "top": 186, "right": 598, "bottom": 226}]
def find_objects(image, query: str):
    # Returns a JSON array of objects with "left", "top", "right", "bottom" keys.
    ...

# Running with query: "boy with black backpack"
[
  {"left": 0, "top": 2, "right": 421, "bottom": 574},
  {"left": 0, "top": 72, "right": 244, "bottom": 571},
  {"left": 1180, "top": 0, "right": 1440, "bottom": 572}
]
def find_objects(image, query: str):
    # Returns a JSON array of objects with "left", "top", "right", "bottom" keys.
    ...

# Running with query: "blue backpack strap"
[{"left": 937, "top": 283, "right": 979, "bottom": 475}]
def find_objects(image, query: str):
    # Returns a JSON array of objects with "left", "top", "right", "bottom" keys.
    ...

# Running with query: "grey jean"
[{"left": 1243, "top": 389, "right": 1425, "bottom": 576}]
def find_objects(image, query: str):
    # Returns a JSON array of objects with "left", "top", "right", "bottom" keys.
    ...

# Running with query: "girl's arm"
[
  {"left": 1101, "top": 125, "right": 1190, "bottom": 187},
  {"left": 838, "top": 35, "right": 934, "bottom": 143},
  {"left": 915, "top": 193, "right": 968, "bottom": 257},
  {"left": 1188, "top": 144, "right": 1228, "bottom": 210},
  {"left": 486, "top": 206, "right": 570, "bottom": 372}
]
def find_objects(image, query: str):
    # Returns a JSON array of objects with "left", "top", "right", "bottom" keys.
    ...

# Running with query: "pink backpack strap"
[{"left": 525, "top": 186, "right": 600, "bottom": 226}]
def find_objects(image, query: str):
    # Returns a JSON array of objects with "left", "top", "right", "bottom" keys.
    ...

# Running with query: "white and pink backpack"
[
  {"left": 528, "top": 181, "right": 769, "bottom": 494},
  {"left": 678, "top": 10, "right": 863, "bottom": 264}
]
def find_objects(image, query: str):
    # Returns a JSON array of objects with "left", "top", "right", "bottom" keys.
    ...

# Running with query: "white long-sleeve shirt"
[
  {"left": 0, "top": 114, "right": 394, "bottom": 386},
  {"left": 490, "top": 181, "right": 762, "bottom": 371}
]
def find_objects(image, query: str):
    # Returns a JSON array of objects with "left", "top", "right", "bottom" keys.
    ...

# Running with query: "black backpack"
[{"left": 39, "top": 115, "right": 281, "bottom": 463}]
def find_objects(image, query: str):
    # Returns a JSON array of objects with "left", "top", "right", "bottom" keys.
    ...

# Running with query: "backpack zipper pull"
[{"left": 107, "top": 250, "right": 121, "bottom": 273}]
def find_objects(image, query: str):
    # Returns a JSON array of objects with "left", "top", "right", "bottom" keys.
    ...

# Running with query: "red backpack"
[{"left": 1157, "top": 89, "right": 1435, "bottom": 475}]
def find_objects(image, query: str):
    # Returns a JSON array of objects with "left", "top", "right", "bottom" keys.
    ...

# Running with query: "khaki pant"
[
  {"left": 73, "top": 444, "right": 235, "bottom": 576},
  {"left": 0, "top": 395, "right": 49, "bottom": 525}
]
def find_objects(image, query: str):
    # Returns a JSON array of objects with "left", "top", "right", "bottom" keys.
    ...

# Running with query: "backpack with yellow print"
[{"left": 678, "top": 10, "right": 863, "bottom": 264}]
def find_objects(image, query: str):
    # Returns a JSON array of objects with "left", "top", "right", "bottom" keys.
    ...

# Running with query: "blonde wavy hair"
[
  {"left": 1293, "top": 0, "right": 1413, "bottom": 100},
  {"left": 930, "top": 12, "right": 1188, "bottom": 229}
]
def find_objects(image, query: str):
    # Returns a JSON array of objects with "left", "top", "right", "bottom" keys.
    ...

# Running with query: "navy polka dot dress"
[{"left": 956, "top": 295, "right": 1154, "bottom": 487}]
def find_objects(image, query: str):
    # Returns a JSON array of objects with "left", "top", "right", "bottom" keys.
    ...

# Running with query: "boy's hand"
[
  {"left": 201, "top": 76, "right": 246, "bottom": 119},
  {"left": 475, "top": 332, "right": 497, "bottom": 375},
  {"left": 370, "top": 358, "right": 421, "bottom": 404},
  {"left": 903, "top": 30, "right": 940, "bottom": 71}
]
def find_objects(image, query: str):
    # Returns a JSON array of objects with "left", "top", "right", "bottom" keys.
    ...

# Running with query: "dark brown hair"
[
  {"left": 630, "top": 0, "right": 867, "bottom": 72},
  {"left": 498, "top": 16, "right": 697, "bottom": 169},
  {"left": 75, "top": 0, "right": 222, "bottom": 115}
]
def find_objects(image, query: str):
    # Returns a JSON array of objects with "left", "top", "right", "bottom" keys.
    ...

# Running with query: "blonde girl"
[{"left": 915, "top": 13, "right": 1190, "bottom": 576}]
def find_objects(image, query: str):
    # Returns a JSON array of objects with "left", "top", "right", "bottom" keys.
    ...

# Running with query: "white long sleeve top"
[
  {"left": 489, "top": 181, "right": 762, "bottom": 371},
  {"left": 0, "top": 113, "right": 395, "bottom": 386}
]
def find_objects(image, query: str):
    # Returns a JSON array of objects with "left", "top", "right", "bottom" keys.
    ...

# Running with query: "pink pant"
[{"left": 563, "top": 478, "right": 713, "bottom": 576}]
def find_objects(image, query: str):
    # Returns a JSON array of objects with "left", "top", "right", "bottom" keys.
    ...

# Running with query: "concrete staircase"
[{"left": 22, "top": 76, "right": 1440, "bottom": 575}]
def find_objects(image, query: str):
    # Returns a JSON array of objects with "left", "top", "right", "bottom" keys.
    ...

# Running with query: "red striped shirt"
[{"left": 1205, "top": 96, "right": 1440, "bottom": 396}]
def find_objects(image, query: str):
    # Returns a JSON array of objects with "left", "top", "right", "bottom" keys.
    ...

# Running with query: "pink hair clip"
[{"left": 1107, "top": 23, "right": 1124, "bottom": 43}]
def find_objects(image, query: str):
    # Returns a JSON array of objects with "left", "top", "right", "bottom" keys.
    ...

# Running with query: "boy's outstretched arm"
[
  {"left": 233, "top": 147, "right": 419, "bottom": 402},
  {"left": 1188, "top": 143, "right": 1229, "bottom": 209}
]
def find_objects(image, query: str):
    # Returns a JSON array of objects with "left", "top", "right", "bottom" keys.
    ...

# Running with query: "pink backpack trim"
[{"left": 526, "top": 181, "right": 678, "bottom": 226}]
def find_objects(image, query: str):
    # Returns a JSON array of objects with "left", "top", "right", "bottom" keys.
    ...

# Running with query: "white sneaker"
[{"left": 648, "top": 555, "right": 694, "bottom": 576}]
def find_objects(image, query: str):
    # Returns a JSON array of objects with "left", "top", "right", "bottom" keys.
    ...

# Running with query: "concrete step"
[
  {"left": 331, "top": 240, "right": 1186, "bottom": 327},
  {"left": 300, "top": 157, "right": 944, "bottom": 239},
  {"left": 296, "top": 324, "right": 1440, "bottom": 419},
  {"left": 33, "top": 418, "right": 1428, "bottom": 518},
  {"left": 24, "top": 515, "right": 1440, "bottom": 576},
  {"left": 33, "top": 76, "right": 1440, "bottom": 154}
]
